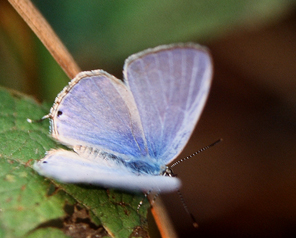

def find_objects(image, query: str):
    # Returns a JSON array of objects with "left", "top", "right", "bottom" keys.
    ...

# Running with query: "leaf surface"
[{"left": 0, "top": 88, "right": 149, "bottom": 238}]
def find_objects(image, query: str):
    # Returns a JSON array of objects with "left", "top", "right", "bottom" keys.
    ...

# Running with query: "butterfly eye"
[
  {"left": 162, "top": 167, "right": 175, "bottom": 177},
  {"left": 57, "top": 111, "right": 63, "bottom": 117}
]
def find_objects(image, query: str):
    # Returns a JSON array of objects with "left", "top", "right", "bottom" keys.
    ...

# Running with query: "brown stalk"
[
  {"left": 8, "top": 0, "right": 80, "bottom": 79},
  {"left": 151, "top": 198, "right": 178, "bottom": 238}
]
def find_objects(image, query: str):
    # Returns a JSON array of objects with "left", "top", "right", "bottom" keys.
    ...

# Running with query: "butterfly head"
[{"left": 162, "top": 167, "right": 176, "bottom": 177}]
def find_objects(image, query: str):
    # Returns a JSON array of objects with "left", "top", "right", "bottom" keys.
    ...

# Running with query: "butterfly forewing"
[{"left": 124, "top": 44, "right": 212, "bottom": 164}]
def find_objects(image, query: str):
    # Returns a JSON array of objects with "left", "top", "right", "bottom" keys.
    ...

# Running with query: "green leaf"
[
  {"left": 0, "top": 87, "right": 150, "bottom": 238},
  {"left": 26, "top": 228, "right": 70, "bottom": 238}
]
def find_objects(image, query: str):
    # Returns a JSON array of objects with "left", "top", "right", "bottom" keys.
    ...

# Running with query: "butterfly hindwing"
[{"left": 34, "top": 149, "right": 181, "bottom": 192}]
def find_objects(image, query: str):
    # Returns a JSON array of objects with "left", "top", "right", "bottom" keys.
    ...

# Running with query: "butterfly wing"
[
  {"left": 34, "top": 149, "right": 181, "bottom": 192},
  {"left": 49, "top": 70, "right": 148, "bottom": 159},
  {"left": 49, "top": 44, "right": 212, "bottom": 164},
  {"left": 124, "top": 43, "right": 212, "bottom": 164}
]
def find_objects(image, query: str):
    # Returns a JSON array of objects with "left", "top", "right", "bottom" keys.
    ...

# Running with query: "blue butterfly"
[{"left": 34, "top": 43, "right": 213, "bottom": 193}]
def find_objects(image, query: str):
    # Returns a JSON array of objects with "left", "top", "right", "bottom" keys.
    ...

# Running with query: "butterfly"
[{"left": 33, "top": 43, "right": 213, "bottom": 193}]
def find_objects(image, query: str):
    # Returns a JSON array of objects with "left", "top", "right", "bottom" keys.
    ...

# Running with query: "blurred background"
[{"left": 1, "top": 0, "right": 296, "bottom": 237}]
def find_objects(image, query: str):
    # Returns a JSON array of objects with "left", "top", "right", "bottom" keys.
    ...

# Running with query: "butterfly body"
[{"left": 73, "top": 145, "right": 165, "bottom": 176}]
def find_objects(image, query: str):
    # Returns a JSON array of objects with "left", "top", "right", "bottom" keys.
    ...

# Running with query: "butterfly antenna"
[
  {"left": 27, "top": 114, "right": 51, "bottom": 123},
  {"left": 170, "top": 138, "right": 222, "bottom": 168},
  {"left": 177, "top": 189, "right": 198, "bottom": 228}
]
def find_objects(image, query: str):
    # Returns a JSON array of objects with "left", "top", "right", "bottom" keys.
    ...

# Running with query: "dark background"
[{"left": 1, "top": 1, "right": 296, "bottom": 237}]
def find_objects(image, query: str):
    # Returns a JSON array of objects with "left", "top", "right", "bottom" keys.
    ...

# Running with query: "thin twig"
[
  {"left": 150, "top": 197, "right": 178, "bottom": 238},
  {"left": 8, "top": 0, "right": 81, "bottom": 79}
]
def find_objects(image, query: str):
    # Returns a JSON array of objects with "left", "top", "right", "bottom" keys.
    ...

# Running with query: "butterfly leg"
[
  {"left": 137, "top": 191, "right": 151, "bottom": 211},
  {"left": 27, "top": 114, "right": 51, "bottom": 123},
  {"left": 149, "top": 192, "right": 160, "bottom": 206}
]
